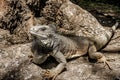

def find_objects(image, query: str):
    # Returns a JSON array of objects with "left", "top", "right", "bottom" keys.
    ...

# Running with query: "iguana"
[{"left": 30, "top": 24, "right": 113, "bottom": 80}]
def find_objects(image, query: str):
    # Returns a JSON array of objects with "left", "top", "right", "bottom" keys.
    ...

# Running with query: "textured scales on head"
[{"left": 30, "top": 24, "right": 56, "bottom": 38}]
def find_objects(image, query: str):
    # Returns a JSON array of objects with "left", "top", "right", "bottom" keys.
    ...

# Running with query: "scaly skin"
[{"left": 30, "top": 24, "right": 112, "bottom": 80}]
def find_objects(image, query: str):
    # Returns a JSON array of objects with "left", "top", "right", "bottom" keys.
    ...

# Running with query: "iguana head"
[
  {"left": 30, "top": 24, "right": 56, "bottom": 40},
  {"left": 30, "top": 25, "right": 57, "bottom": 64}
]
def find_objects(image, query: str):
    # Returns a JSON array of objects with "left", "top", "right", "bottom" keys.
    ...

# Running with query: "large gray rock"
[{"left": 0, "top": 43, "right": 43, "bottom": 80}]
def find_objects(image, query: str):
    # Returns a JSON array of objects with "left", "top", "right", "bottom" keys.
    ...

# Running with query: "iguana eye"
[{"left": 40, "top": 27, "right": 46, "bottom": 31}]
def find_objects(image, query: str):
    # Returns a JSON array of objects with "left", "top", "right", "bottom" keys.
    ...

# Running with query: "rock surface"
[
  {"left": 0, "top": 43, "right": 120, "bottom": 80},
  {"left": 0, "top": 43, "right": 44, "bottom": 80},
  {"left": 56, "top": 53, "right": 120, "bottom": 80}
]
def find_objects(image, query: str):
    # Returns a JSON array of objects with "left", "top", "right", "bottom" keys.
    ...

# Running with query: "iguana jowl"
[{"left": 30, "top": 24, "right": 112, "bottom": 79}]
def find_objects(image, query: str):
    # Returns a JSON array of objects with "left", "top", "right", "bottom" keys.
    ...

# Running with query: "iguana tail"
[
  {"left": 96, "top": 22, "right": 119, "bottom": 50},
  {"left": 112, "top": 22, "right": 119, "bottom": 31},
  {"left": 102, "top": 22, "right": 119, "bottom": 49},
  {"left": 107, "top": 22, "right": 119, "bottom": 39},
  {"left": 103, "top": 22, "right": 120, "bottom": 51}
]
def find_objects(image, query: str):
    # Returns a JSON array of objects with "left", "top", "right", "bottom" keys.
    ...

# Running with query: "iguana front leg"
[
  {"left": 42, "top": 50, "right": 67, "bottom": 80},
  {"left": 88, "top": 43, "right": 112, "bottom": 70}
]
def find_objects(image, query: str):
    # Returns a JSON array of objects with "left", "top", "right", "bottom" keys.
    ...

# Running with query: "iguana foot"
[
  {"left": 97, "top": 56, "right": 112, "bottom": 70},
  {"left": 42, "top": 69, "right": 58, "bottom": 80}
]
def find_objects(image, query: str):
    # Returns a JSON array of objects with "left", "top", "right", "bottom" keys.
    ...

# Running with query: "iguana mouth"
[
  {"left": 30, "top": 30, "right": 47, "bottom": 40},
  {"left": 30, "top": 26, "right": 48, "bottom": 39}
]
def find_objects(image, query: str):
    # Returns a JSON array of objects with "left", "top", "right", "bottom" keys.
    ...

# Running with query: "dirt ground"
[{"left": 0, "top": 0, "right": 120, "bottom": 80}]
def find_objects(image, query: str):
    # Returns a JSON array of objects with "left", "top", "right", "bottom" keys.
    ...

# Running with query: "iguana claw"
[
  {"left": 42, "top": 69, "right": 57, "bottom": 80},
  {"left": 97, "top": 56, "right": 112, "bottom": 70}
]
